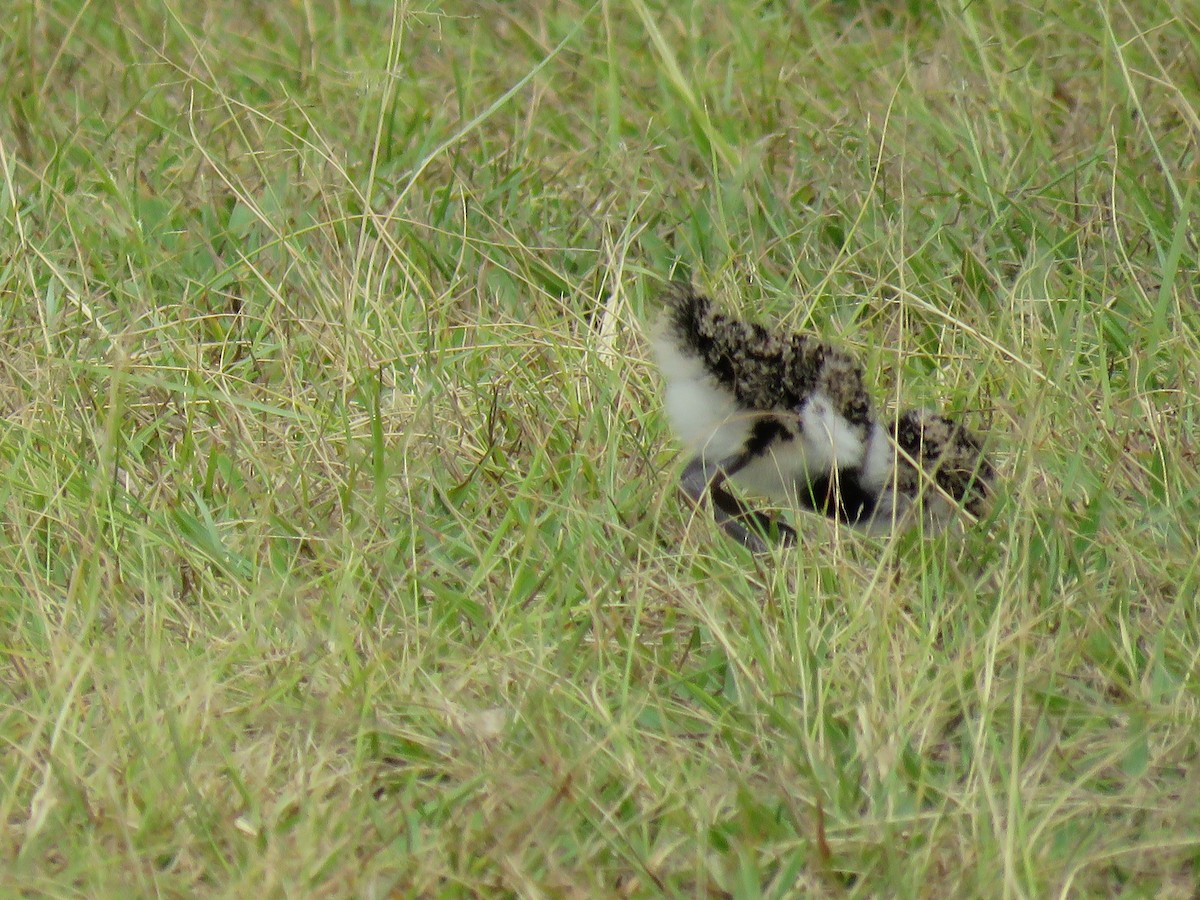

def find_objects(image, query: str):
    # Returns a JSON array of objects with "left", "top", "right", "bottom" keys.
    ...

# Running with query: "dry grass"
[{"left": 2, "top": 0, "right": 1199, "bottom": 895}]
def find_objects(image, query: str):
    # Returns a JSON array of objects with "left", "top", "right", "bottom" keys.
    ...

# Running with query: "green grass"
[{"left": 2, "top": 0, "right": 1199, "bottom": 895}]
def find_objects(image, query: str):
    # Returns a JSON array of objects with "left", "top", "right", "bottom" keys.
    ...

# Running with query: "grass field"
[{"left": 3, "top": 0, "right": 1199, "bottom": 895}]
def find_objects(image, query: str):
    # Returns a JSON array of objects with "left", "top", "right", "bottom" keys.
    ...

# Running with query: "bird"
[{"left": 651, "top": 281, "right": 995, "bottom": 552}]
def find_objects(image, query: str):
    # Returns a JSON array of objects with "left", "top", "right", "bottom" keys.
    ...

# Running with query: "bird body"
[{"left": 652, "top": 282, "right": 993, "bottom": 549}]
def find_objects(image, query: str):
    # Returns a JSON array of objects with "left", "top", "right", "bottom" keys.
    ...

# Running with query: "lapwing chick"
[{"left": 651, "top": 282, "right": 994, "bottom": 551}]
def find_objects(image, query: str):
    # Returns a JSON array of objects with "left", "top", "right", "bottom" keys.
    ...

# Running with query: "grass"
[{"left": 2, "top": 0, "right": 1199, "bottom": 894}]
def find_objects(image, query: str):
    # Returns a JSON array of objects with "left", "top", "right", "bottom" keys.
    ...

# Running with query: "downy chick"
[{"left": 651, "top": 282, "right": 993, "bottom": 551}]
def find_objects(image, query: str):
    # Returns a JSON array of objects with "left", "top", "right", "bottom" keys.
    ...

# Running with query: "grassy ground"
[{"left": 2, "top": 0, "right": 1199, "bottom": 895}]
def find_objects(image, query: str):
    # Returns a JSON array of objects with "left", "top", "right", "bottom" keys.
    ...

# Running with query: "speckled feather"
[
  {"left": 891, "top": 410, "right": 995, "bottom": 518},
  {"left": 661, "top": 281, "right": 872, "bottom": 429}
]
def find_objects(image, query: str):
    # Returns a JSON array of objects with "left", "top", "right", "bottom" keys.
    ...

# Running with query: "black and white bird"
[{"left": 652, "top": 281, "right": 994, "bottom": 551}]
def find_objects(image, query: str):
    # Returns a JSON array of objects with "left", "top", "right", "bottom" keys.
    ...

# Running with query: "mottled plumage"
[{"left": 652, "top": 281, "right": 994, "bottom": 550}]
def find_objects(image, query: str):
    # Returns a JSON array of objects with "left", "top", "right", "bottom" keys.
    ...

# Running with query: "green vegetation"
[{"left": 2, "top": 0, "right": 1198, "bottom": 894}]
